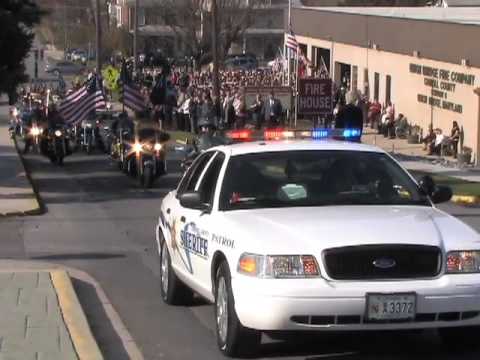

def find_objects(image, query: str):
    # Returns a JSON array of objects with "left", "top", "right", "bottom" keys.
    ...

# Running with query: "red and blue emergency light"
[{"left": 226, "top": 127, "right": 362, "bottom": 142}]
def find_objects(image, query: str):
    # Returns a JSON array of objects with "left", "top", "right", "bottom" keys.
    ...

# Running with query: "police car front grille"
[
  {"left": 290, "top": 311, "right": 480, "bottom": 326},
  {"left": 322, "top": 245, "right": 442, "bottom": 280}
]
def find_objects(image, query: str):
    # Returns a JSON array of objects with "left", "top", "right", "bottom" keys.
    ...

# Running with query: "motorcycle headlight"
[
  {"left": 154, "top": 143, "right": 162, "bottom": 151},
  {"left": 31, "top": 127, "right": 41, "bottom": 136},
  {"left": 86, "top": 123, "right": 92, "bottom": 128},
  {"left": 55, "top": 130, "right": 62, "bottom": 137},
  {"left": 133, "top": 142, "right": 143, "bottom": 153},
  {"left": 237, "top": 253, "right": 320, "bottom": 278},
  {"left": 446, "top": 251, "right": 480, "bottom": 273}
]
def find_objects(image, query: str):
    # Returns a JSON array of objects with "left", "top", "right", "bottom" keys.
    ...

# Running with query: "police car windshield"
[{"left": 219, "top": 150, "right": 430, "bottom": 211}]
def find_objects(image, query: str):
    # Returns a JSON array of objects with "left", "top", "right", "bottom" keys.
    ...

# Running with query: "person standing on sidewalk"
[{"left": 450, "top": 121, "right": 461, "bottom": 159}]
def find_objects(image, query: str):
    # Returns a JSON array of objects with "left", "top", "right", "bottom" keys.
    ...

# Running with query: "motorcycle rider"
[
  {"left": 184, "top": 117, "right": 230, "bottom": 166},
  {"left": 110, "top": 111, "right": 134, "bottom": 158},
  {"left": 23, "top": 103, "right": 48, "bottom": 153},
  {"left": 111, "top": 111, "right": 134, "bottom": 139}
]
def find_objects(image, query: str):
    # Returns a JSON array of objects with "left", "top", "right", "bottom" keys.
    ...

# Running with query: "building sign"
[
  {"left": 298, "top": 78, "right": 332, "bottom": 115},
  {"left": 244, "top": 86, "right": 292, "bottom": 111},
  {"left": 409, "top": 63, "right": 476, "bottom": 114}
]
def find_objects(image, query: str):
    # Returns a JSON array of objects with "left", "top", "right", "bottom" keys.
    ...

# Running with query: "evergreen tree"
[{"left": 0, "top": 0, "right": 44, "bottom": 103}]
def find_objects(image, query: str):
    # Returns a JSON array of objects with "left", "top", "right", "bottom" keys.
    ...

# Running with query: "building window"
[
  {"left": 374, "top": 72, "right": 380, "bottom": 102},
  {"left": 386, "top": 75, "right": 392, "bottom": 105},
  {"left": 138, "top": 8, "right": 145, "bottom": 26},
  {"left": 312, "top": 46, "right": 330, "bottom": 74},
  {"left": 352, "top": 66, "right": 358, "bottom": 90},
  {"left": 364, "top": 68, "right": 369, "bottom": 97},
  {"left": 116, "top": 7, "right": 122, "bottom": 26}
]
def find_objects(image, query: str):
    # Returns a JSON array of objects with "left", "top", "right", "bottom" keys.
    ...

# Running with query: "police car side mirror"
[
  {"left": 419, "top": 175, "right": 435, "bottom": 196},
  {"left": 419, "top": 175, "right": 452, "bottom": 204},
  {"left": 179, "top": 192, "right": 209, "bottom": 211},
  {"left": 431, "top": 186, "right": 453, "bottom": 204}
]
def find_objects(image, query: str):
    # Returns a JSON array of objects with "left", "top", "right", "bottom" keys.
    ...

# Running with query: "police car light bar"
[
  {"left": 226, "top": 129, "right": 253, "bottom": 141},
  {"left": 263, "top": 128, "right": 362, "bottom": 141},
  {"left": 311, "top": 128, "right": 362, "bottom": 139},
  {"left": 264, "top": 128, "right": 295, "bottom": 141}
]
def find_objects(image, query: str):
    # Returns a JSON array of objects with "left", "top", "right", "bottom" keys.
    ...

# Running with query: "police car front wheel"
[
  {"left": 159, "top": 239, "right": 193, "bottom": 305},
  {"left": 214, "top": 261, "right": 261, "bottom": 357}
]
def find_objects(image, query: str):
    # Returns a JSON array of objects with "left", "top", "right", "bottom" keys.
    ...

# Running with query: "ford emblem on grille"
[{"left": 373, "top": 257, "right": 396, "bottom": 269}]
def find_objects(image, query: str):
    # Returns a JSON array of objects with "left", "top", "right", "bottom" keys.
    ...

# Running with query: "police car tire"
[
  {"left": 215, "top": 261, "right": 261, "bottom": 357},
  {"left": 439, "top": 326, "right": 480, "bottom": 350},
  {"left": 159, "top": 239, "right": 193, "bottom": 305}
]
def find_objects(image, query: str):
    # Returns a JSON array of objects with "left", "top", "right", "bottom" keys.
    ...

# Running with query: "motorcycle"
[
  {"left": 8, "top": 107, "right": 23, "bottom": 139},
  {"left": 43, "top": 125, "right": 68, "bottom": 166},
  {"left": 23, "top": 122, "right": 43, "bottom": 154},
  {"left": 124, "top": 129, "right": 170, "bottom": 189},
  {"left": 80, "top": 119, "right": 99, "bottom": 155}
]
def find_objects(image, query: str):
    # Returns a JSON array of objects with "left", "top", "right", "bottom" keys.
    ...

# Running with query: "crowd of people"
[
  {"left": 364, "top": 96, "right": 462, "bottom": 159},
  {"left": 133, "top": 67, "right": 287, "bottom": 133}
]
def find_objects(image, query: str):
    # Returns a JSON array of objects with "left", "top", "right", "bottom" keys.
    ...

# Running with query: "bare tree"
[
  {"left": 217, "top": 0, "right": 256, "bottom": 57},
  {"left": 153, "top": 0, "right": 259, "bottom": 66}
]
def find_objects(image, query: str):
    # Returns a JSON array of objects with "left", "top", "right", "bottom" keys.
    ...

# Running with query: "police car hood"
[{"left": 222, "top": 206, "right": 480, "bottom": 254}]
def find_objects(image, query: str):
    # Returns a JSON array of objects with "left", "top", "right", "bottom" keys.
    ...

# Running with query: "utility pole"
[
  {"left": 64, "top": 0, "right": 67, "bottom": 58},
  {"left": 211, "top": 0, "right": 220, "bottom": 100},
  {"left": 133, "top": 0, "right": 139, "bottom": 71},
  {"left": 95, "top": 0, "right": 102, "bottom": 73}
]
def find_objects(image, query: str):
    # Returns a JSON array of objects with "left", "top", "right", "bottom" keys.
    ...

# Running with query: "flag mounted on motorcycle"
[
  {"left": 119, "top": 61, "right": 146, "bottom": 113},
  {"left": 58, "top": 74, "right": 106, "bottom": 124}
]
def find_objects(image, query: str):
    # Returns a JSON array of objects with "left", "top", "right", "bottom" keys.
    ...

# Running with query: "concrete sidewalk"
[
  {"left": 0, "top": 269, "right": 103, "bottom": 360},
  {"left": 362, "top": 130, "right": 480, "bottom": 183},
  {"left": 0, "top": 102, "right": 41, "bottom": 216}
]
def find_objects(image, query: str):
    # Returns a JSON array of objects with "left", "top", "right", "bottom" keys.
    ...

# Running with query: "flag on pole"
[
  {"left": 59, "top": 75, "right": 106, "bottom": 124},
  {"left": 298, "top": 49, "right": 312, "bottom": 78},
  {"left": 319, "top": 55, "right": 330, "bottom": 78},
  {"left": 119, "top": 61, "right": 146, "bottom": 113},
  {"left": 286, "top": 24, "right": 298, "bottom": 53}
]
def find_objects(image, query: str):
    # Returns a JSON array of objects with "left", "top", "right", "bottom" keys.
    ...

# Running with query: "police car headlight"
[
  {"left": 238, "top": 253, "right": 319, "bottom": 278},
  {"left": 446, "top": 251, "right": 480, "bottom": 273}
]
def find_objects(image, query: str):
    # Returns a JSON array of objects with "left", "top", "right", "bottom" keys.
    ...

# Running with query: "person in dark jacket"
[
  {"left": 335, "top": 102, "right": 363, "bottom": 142},
  {"left": 264, "top": 91, "right": 282, "bottom": 127},
  {"left": 250, "top": 93, "right": 264, "bottom": 130}
]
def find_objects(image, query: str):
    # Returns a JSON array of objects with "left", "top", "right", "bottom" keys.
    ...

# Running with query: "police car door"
[
  {"left": 188, "top": 151, "right": 226, "bottom": 293},
  {"left": 170, "top": 151, "right": 216, "bottom": 287}
]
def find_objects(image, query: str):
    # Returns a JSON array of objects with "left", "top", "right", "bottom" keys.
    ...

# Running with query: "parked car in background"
[
  {"left": 45, "top": 60, "right": 84, "bottom": 76},
  {"left": 224, "top": 54, "right": 258, "bottom": 70},
  {"left": 71, "top": 50, "right": 87, "bottom": 62}
]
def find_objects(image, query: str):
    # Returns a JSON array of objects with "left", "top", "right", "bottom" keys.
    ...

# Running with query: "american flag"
[
  {"left": 119, "top": 61, "right": 146, "bottom": 113},
  {"left": 286, "top": 25, "right": 298, "bottom": 53},
  {"left": 59, "top": 75, "right": 106, "bottom": 124}
]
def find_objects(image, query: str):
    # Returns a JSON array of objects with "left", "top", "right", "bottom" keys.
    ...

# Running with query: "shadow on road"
[
  {"left": 254, "top": 330, "right": 480, "bottom": 359},
  {"left": 71, "top": 277, "right": 132, "bottom": 360},
  {"left": 21, "top": 151, "right": 182, "bottom": 206},
  {"left": 30, "top": 252, "right": 126, "bottom": 261}
]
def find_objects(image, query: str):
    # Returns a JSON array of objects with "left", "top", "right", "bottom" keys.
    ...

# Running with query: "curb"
[
  {"left": 0, "top": 136, "right": 45, "bottom": 217},
  {"left": 51, "top": 270, "right": 104, "bottom": 360},
  {"left": 451, "top": 195, "right": 480, "bottom": 205}
]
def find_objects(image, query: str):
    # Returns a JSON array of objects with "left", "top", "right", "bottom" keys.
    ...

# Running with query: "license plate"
[{"left": 366, "top": 293, "right": 416, "bottom": 321}]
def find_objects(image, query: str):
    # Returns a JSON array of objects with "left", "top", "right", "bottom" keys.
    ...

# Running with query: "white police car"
[{"left": 156, "top": 135, "right": 480, "bottom": 357}]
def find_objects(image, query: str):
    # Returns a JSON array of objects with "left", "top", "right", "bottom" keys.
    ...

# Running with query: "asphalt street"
[{"left": 0, "top": 143, "right": 480, "bottom": 360}]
